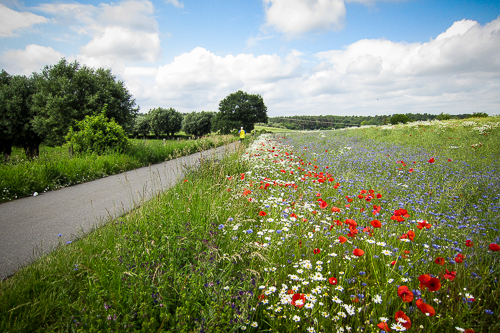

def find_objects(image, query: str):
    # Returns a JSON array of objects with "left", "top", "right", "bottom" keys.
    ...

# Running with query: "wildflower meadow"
[{"left": 1, "top": 117, "right": 499, "bottom": 332}]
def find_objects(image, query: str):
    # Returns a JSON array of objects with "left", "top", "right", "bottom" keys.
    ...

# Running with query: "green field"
[{"left": 1, "top": 116, "right": 499, "bottom": 332}]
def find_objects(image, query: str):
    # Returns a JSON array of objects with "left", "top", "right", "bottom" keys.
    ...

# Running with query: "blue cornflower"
[{"left": 218, "top": 224, "right": 224, "bottom": 229}]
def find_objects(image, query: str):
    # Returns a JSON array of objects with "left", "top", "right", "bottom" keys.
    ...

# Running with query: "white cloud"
[
  {"left": 0, "top": 4, "right": 48, "bottom": 37},
  {"left": 80, "top": 26, "right": 161, "bottom": 63},
  {"left": 146, "top": 47, "right": 303, "bottom": 111},
  {"left": 140, "top": 16, "right": 500, "bottom": 116},
  {"left": 35, "top": 1, "right": 161, "bottom": 71},
  {"left": 263, "top": 0, "right": 346, "bottom": 36},
  {"left": 0, "top": 44, "right": 64, "bottom": 75},
  {"left": 164, "top": 0, "right": 184, "bottom": 8}
]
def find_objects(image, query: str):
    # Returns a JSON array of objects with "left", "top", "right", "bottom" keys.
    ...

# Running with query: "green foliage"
[
  {"left": 131, "top": 113, "right": 151, "bottom": 137},
  {"left": 389, "top": 113, "right": 410, "bottom": 124},
  {"left": 212, "top": 90, "right": 268, "bottom": 134},
  {"left": 65, "top": 106, "right": 129, "bottom": 155},
  {"left": 436, "top": 112, "right": 452, "bottom": 120},
  {"left": 182, "top": 111, "right": 214, "bottom": 137},
  {"left": 0, "top": 72, "right": 41, "bottom": 159},
  {"left": 32, "top": 58, "right": 138, "bottom": 146},
  {"left": 148, "top": 107, "right": 183, "bottom": 139},
  {"left": 468, "top": 112, "right": 489, "bottom": 118}
]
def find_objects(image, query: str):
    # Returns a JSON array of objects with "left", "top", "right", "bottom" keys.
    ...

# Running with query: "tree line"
[{"left": 1, "top": 58, "right": 268, "bottom": 159}]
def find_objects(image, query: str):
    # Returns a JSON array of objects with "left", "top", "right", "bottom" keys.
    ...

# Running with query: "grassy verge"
[
  {"left": 1, "top": 117, "right": 499, "bottom": 332},
  {"left": 0, "top": 135, "right": 237, "bottom": 203}
]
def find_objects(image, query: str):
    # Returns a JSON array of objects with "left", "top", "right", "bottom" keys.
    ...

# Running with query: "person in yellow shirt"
[{"left": 239, "top": 127, "right": 245, "bottom": 142}]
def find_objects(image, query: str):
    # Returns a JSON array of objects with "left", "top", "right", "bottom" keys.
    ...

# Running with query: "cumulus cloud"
[
  {"left": 263, "top": 0, "right": 346, "bottom": 36},
  {"left": 146, "top": 47, "right": 303, "bottom": 111},
  {"left": 0, "top": 44, "right": 64, "bottom": 75},
  {"left": 0, "top": 4, "right": 48, "bottom": 37},
  {"left": 81, "top": 26, "right": 161, "bottom": 63},
  {"left": 139, "top": 16, "right": 500, "bottom": 116},
  {"left": 35, "top": 0, "right": 160, "bottom": 70}
]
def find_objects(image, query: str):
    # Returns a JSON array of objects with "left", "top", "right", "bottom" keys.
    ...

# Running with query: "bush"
[
  {"left": 468, "top": 112, "right": 489, "bottom": 118},
  {"left": 389, "top": 113, "right": 410, "bottom": 125},
  {"left": 65, "top": 105, "right": 129, "bottom": 155}
]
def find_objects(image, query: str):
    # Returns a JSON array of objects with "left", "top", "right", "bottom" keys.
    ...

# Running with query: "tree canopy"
[
  {"left": 182, "top": 111, "right": 214, "bottom": 137},
  {"left": 148, "top": 107, "right": 183, "bottom": 139},
  {"left": 31, "top": 58, "right": 138, "bottom": 146},
  {"left": 212, "top": 90, "right": 268, "bottom": 134}
]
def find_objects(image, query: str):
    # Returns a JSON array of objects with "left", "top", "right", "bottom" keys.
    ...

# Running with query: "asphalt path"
[{"left": 0, "top": 142, "right": 240, "bottom": 280}]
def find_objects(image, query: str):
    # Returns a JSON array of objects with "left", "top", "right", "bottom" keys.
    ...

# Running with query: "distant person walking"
[{"left": 239, "top": 127, "right": 245, "bottom": 142}]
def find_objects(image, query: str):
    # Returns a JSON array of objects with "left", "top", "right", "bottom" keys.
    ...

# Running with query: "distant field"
[{"left": 254, "top": 125, "right": 293, "bottom": 133}]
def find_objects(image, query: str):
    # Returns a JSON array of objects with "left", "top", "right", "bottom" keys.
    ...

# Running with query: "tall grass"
[
  {"left": 1, "top": 117, "right": 499, "bottom": 332},
  {"left": 0, "top": 135, "right": 236, "bottom": 203}
]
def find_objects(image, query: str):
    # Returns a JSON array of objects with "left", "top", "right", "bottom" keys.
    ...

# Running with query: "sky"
[{"left": 1, "top": 0, "right": 499, "bottom": 117}]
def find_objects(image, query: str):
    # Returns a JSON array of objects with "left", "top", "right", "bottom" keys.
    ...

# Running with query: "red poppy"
[
  {"left": 489, "top": 243, "right": 500, "bottom": 251},
  {"left": 394, "top": 311, "right": 411, "bottom": 329},
  {"left": 407, "top": 230, "right": 415, "bottom": 241},
  {"left": 339, "top": 236, "right": 347, "bottom": 244},
  {"left": 397, "top": 286, "right": 414, "bottom": 302},
  {"left": 242, "top": 189, "right": 252, "bottom": 196},
  {"left": 421, "top": 276, "right": 441, "bottom": 292},
  {"left": 416, "top": 298, "right": 436, "bottom": 316},
  {"left": 417, "top": 220, "right": 432, "bottom": 229},
  {"left": 376, "top": 193, "right": 382, "bottom": 199},
  {"left": 290, "top": 213, "right": 298, "bottom": 219},
  {"left": 409, "top": 168, "right": 414, "bottom": 173},
  {"left": 345, "top": 219, "right": 357, "bottom": 227},
  {"left": 464, "top": 330, "right": 475, "bottom": 333},
  {"left": 465, "top": 240, "right": 473, "bottom": 247},
  {"left": 331, "top": 206, "right": 341, "bottom": 213},
  {"left": 328, "top": 277, "right": 337, "bottom": 285},
  {"left": 353, "top": 248, "right": 364, "bottom": 257},
  {"left": 313, "top": 248, "right": 321, "bottom": 254},
  {"left": 434, "top": 257, "right": 445, "bottom": 265},
  {"left": 259, "top": 211, "right": 267, "bottom": 216},
  {"left": 428, "top": 157, "right": 435, "bottom": 163},
  {"left": 291, "top": 293, "right": 306, "bottom": 308},
  {"left": 455, "top": 253, "right": 464, "bottom": 263},
  {"left": 377, "top": 322, "right": 390, "bottom": 332},
  {"left": 444, "top": 269, "right": 457, "bottom": 281},
  {"left": 258, "top": 294, "right": 267, "bottom": 300},
  {"left": 319, "top": 200, "right": 328, "bottom": 209},
  {"left": 371, "top": 219, "right": 382, "bottom": 228}
]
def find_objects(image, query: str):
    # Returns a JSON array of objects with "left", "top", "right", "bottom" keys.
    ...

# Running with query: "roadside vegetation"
[
  {"left": 0, "top": 135, "right": 236, "bottom": 203},
  {"left": 1, "top": 116, "right": 498, "bottom": 332}
]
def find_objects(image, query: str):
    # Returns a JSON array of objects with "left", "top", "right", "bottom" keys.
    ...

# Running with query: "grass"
[
  {"left": 1, "top": 116, "right": 499, "bottom": 332},
  {"left": 0, "top": 135, "right": 237, "bottom": 203}
]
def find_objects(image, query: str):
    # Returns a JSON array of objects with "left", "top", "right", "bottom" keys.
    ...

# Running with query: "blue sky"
[{"left": 1, "top": 0, "right": 499, "bottom": 117}]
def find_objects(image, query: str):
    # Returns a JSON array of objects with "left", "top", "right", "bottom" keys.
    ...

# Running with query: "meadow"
[
  {"left": 0, "top": 135, "right": 236, "bottom": 203},
  {"left": 0, "top": 116, "right": 499, "bottom": 332}
]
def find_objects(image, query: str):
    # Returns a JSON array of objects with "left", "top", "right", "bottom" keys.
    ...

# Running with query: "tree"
[
  {"left": 148, "top": 107, "right": 183, "bottom": 139},
  {"left": 132, "top": 113, "right": 151, "bottom": 137},
  {"left": 0, "top": 70, "right": 13, "bottom": 157},
  {"left": 436, "top": 112, "right": 452, "bottom": 121},
  {"left": 0, "top": 73, "right": 41, "bottom": 159},
  {"left": 31, "top": 58, "right": 138, "bottom": 146},
  {"left": 212, "top": 90, "right": 268, "bottom": 134},
  {"left": 389, "top": 114, "right": 410, "bottom": 125},
  {"left": 182, "top": 111, "right": 214, "bottom": 137}
]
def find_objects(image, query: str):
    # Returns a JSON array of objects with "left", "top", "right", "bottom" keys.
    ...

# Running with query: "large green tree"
[
  {"left": 32, "top": 58, "right": 138, "bottom": 146},
  {"left": 148, "top": 107, "right": 183, "bottom": 139},
  {"left": 182, "top": 111, "right": 214, "bottom": 137},
  {"left": 212, "top": 90, "right": 268, "bottom": 134},
  {"left": 0, "top": 72, "right": 41, "bottom": 159}
]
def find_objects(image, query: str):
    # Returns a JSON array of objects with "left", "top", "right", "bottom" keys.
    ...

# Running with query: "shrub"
[
  {"left": 436, "top": 112, "right": 452, "bottom": 120},
  {"left": 65, "top": 105, "right": 129, "bottom": 155}
]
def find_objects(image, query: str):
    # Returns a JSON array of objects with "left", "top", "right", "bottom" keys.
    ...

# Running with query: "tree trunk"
[{"left": 24, "top": 143, "right": 40, "bottom": 160}]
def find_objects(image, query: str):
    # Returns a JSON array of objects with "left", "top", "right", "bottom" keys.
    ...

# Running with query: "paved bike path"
[{"left": 0, "top": 142, "right": 239, "bottom": 280}]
